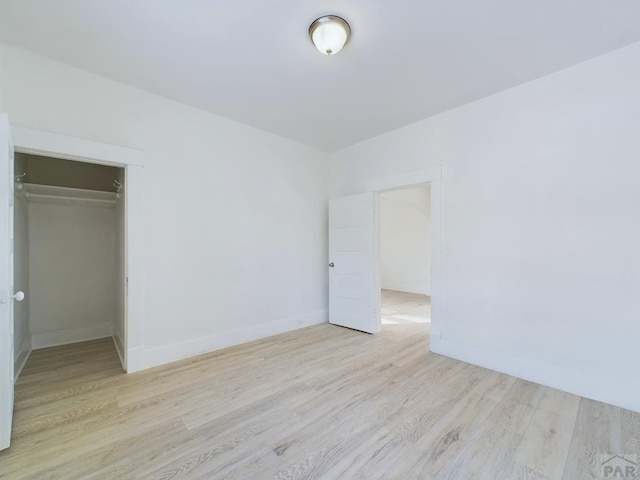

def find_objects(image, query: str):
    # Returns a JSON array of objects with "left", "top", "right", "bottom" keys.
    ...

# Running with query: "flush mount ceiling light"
[{"left": 309, "top": 15, "right": 351, "bottom": 56}]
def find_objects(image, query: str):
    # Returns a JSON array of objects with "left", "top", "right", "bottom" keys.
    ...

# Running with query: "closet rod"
[{"left": 25, "top": 193, "right": 117, "bottom": 205}]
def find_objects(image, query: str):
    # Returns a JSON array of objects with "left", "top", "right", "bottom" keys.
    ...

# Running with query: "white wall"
[
  {"left": 330, "top": 41, "right": 640, "bottom": 412},
  {"left": 0, "top": 44, "right": 329, "bottom": 370},
  {"left": 28, "top": 201, "right": 117, "bottom": 348},
  {"left": 0, "top": 49, "right": 4, "bottom": 112},
  {"left": 380, "top": 186, "right": 430, "bottom": 295}
]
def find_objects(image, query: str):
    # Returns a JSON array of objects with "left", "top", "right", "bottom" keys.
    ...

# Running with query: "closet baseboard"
[
  {"left": 112, "top": 335, "right": 126, "bottom": 371},
  {"left": 32, "top": 323, "right": 113, "bottom": 349},
  {"left": 14, "top": 344, "right": 32, "bottom": 382}
]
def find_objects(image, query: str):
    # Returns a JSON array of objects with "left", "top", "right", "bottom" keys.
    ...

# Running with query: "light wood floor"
[
  {"left": 381, "top": 289, "right": 430, "bottom": 324},
  {"left": 2, "top": 323, "right": 639, "bottom": 479}
]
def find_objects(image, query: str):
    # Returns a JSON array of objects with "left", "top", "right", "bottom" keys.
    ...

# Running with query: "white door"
[
  {"left": 0, "top": 115, "right": 15, "bottom": 450},
  {"left": 329, "top": 192, "right": 380, "bottom": 334}
]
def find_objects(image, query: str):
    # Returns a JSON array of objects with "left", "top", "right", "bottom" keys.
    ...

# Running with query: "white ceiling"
[{"left": 1, "top": 1, "right": 640, "bottom": 151}]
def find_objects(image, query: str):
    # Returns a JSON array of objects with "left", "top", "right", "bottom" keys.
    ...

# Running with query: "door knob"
[
  {"left": 329, "top": 262, "right": 335, "bottom": 268},
  {"left": 12, "top": 291, "right": 25, "bottom": 302}
]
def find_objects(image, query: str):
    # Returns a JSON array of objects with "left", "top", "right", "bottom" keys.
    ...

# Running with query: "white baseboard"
[
  {"left": 31, "top": 322, "right": 113, "bottom": 349},
  {"left": 112, "top": 335, "right": 125, "bottom": 371},
  {"left": 126, "top": 346, "right": 144, "bottom": 373},
  {"left": 431, "top": 335, "right": 640, "bottom": 413},
  {"left": 382, "top": 285, "right": 431, "bottom": 296},
  {"left": 127, "top": 308, "right": 328, "bottom": 373},
  {"left": 14, "top": 338, "right": 32, "bottom": 382},
  {"left": 429, "top": 328, "right": 442, "bottom": 352}
]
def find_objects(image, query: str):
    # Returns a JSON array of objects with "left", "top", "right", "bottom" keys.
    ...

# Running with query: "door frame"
[
  {"left": 10, "top": 125, "right": 146, "bottom": 372},
  {"left": 367, "top": 166, "right": 443, "bottom": 351},
  {"left": 0, "top": 114, "right": 14, "bottom": 449}
]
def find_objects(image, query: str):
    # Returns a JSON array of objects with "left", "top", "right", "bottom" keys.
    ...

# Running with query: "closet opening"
[{"left": 13, "top": 153, "right": 127, "bottom": 375}]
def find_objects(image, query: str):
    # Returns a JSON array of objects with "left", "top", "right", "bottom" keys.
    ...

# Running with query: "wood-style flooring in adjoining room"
[
  {"left": 1, "top": 312, "right": 639, "bottom": 478},
  {"left": 381, "top": 289, "right": 431, "bottom": 324}
]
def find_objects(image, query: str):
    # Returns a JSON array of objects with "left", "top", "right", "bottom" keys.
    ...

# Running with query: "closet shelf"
[{"left": 15, "top": 183, "right": 119, "bottom": 208}]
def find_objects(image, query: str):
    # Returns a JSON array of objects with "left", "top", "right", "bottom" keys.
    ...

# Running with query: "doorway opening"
[
  {"left": 327, "top": 168, "right": 441, "bottom": 342},
  {"left": 13, "top": 153, "right": 126, "bottom": 377},
  {"left": 378, "top": 185, "right": 431, "bottom": 327}
]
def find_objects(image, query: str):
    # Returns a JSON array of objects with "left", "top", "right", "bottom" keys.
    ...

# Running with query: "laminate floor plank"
[
  {"left": 513, "top": 388, "right": 580, "bottom": 479},
  {"left": 563, "top": 399, "right": 640, "bottom": 479}
]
